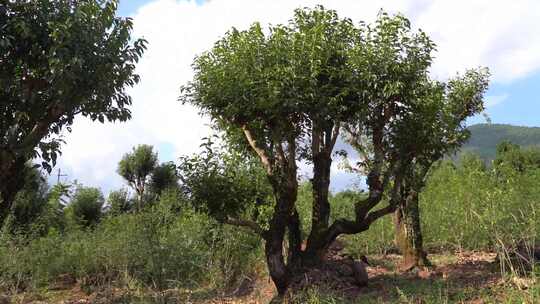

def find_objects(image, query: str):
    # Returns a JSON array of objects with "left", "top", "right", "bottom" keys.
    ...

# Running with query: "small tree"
[
  {"left": 179, "top": 138, "right": 272, "bottom": 228},
  {"left": 117, "top": 144, "right": 158, "bottom": 208},
  {"left": 389, "top": 70, "right": 489, "bottom": 269},
  {"left": 66, "top": 186, "right": 104, "bottom": 228},
  {"left": 107, "top": 188, "right": 133, "bottom": 216},
  {"left": 340, "top": 14, "right": 489, "bottom": 268},
  {"left": 0, "top": 0, "right": 146, "bottom": 226},
  {"left": 149, "top": 161, "right": 180, "bottom": 197}
]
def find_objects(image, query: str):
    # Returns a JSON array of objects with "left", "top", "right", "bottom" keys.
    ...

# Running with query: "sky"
[{"left": 51, "top": 0, "right": 540, "bottom": 194}]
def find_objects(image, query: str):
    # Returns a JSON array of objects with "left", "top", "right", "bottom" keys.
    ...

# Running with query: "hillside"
[{"left": 462, "top": 123, "right": 540, "bottom": 160}]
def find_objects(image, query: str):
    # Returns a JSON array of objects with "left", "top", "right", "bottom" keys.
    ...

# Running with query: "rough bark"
[
  {"left": 394, "top": 189, "right": 430, "bottom": 269},
  {"left": 287, "top": 209, "right": 303, "bottom": 267},
  {"left": 305, "top": 124, "right": 338, "bottom": 264},
  {"left": 242, "top": 126, "right": 300, "bottom": 295},
  {"left": 265, "top": 190, "right": 298, "bottom": 296}
]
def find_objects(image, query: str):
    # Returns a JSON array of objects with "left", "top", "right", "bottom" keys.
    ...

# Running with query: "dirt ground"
[{"left": 4, "top": 250, "right": 537, "bottom": 304}]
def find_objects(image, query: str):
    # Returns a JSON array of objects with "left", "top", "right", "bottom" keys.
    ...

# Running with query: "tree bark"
[
  {"left": 304, "top": 123, "right": 338, "bottom": 264},
  {"left": 305, "top": 150, "right": 332, "bottom": 263},
  {"left": 287, "top": 208, "right": 303, "bottom": 267},
  {"left": 394, "top": 189, "right": 430, "bottom": 269},
  {"left": 0, "top": 154, "right": 27, "bottom": 227},
  {"left": 265, "top": 193, "right": 296, "bottom": 296}
]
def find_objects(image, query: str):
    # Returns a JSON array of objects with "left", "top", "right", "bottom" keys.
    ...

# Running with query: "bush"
[
  {"left": 107, "top": 188, "right": 133, "bottom": 216},
  {"left": 66, "top": 186, "right": 104, "bottom": 228}
]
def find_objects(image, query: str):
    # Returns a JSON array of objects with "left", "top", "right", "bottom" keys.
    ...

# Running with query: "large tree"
[
  {"left": 181, "top": 6, "right": 488, "bottom": 295},
  {"left": 339, "top": 14, "right": 489, "bottom": 268},
  {"left": 181, "top": 7, "right": 360, "bottom": 294},
  {"left": 0, "top": 0, "right": 146, "bottom": 225}
]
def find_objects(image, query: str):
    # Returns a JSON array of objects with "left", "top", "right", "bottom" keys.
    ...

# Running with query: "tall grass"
[
  {"left": 337, "top": 161, "right": 540, "bottom": 255},
  {"left": 0, "top": 201, "right": 263, "bottom": 294}
]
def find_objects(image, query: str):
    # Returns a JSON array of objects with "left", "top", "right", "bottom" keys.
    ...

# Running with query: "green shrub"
[
  {"left": 66, "top": 186, "right": 105, "bottom": 228},
  {"left": 0, "top": 199, "right": 263, "bottom": 293}
]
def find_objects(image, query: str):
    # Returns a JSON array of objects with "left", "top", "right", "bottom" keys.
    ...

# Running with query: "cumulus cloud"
[{"left": 53, "top": 0, "right": 540, "bottom": 193}]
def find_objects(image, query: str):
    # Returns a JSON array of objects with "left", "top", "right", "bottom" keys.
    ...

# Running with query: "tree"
[
  {"left": 0, "top": 0, "right": 147, "bottom": 226},
  {"left": 1, "top": 164, "right": 49, "bottom": 236},
  {"left": 117, "top": 144, "right": 158, "bottom": 208},
  {"left": 181, "top": 6, "right": 488, "bottom": 294},
  {"left": 149, "top": 161, "right": 180, "bottom": 197},
  {"left": 66, "top": 186, "right": 104, "bottom": 228},
  {"left": 181, "top": 7, "right": 361, "bottom": 294},
  {"left": 179, "top": 138, "right": 272, "bottom": 229},
  {"left": 107, "top": 188, "right": 133, "bottom": 216},
  {"left": 390, "top": 70, "right": 489, "bottom": 269},
  {"left": 340, "top": 14, "right": 489, "bottom": 268}
]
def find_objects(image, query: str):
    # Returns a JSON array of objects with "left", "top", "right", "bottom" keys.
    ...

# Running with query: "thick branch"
[
  {"left": 15, "top": 103, "right": 66, "bottom": 155},
  {"left": 223, "top": 217, "right": 267, "bottom": 238},
  {"left": 329, "top": 122, "right": 340, "bottom": 153},
  {"left": 242, "top": 125, "right": 273, "bottom": 175}
]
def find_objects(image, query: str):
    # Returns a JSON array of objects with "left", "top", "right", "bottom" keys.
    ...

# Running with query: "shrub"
[{"left": 66, "top": 186, "right": 104, "bottom": 228}]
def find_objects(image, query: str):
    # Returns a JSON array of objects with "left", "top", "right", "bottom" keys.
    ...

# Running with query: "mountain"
[{"left": 461, "top": 124, "right": 540, "bottom": 161}]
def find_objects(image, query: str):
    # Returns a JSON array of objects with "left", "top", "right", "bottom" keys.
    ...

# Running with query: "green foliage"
[
  {"left": 0, "top": 0, "right": 146, "bottom": 172},
  {"left": 180, "top": 5, "right": 359, "bottom": 163},
  {"left": 0, "top": 201, "right": 263, "bottom": 292},
  {"left": 66, "top": 186, "right": 104, "bottom": 228},
  {"left": 149, "top": 161, "right": 179, "bottom": 196},
  {"left": 107, "top": 188, "right": 133, "bottom": 216},
  {"left": 179, "top": 138, "right": 272, "bottom": 225},
  {"left": 345, "top": 147, "right": 540, "bottom": 254},
  {"left": 1, "top": 165, "right": 48, "bottom": 235},
  {"left": 117, "top": 144, "right": 158, "bottom": 205},
  {"left": 420, "top": 157, "right": 540, "bottom": 250},
  {"left": 494, "top": 140, "right": 540, "bottom": 173}
]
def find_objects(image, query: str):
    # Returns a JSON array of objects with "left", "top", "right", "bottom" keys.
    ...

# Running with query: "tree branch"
[
  {"left": 223, "top": 217, "right": 267, "bottom": 238},
  {"left": 242, "top": 125, "right": 273, "bottom": 175},
  {"left": 329, "top": 122, "right": 340, "bottom": 153}
]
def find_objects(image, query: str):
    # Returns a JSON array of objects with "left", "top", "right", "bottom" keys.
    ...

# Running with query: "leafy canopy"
[{"left": 0, "top": 0, "right": 147, "bottom": 171}]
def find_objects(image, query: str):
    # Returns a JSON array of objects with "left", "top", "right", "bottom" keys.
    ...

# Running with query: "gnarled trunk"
[
  {"left": 394, "top": 189, "right": 430, "bottom": 269},
  {"left": 265, "top": 190, "right": 298, "bottom": 296},
  {"left": 304, "top": 123, "right": 339, "bottom": 265},
  {"left": 305, "top": 150, "right": 332, "bottom": 264}
]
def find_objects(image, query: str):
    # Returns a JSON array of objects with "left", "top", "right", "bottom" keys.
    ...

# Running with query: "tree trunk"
[
  {"left": 265, "top": 196, "right": 294, "bottom": 296},
  {"left": 394, "top": 189, "right": 430, "bottom": 269},
  {"left": 287, "top": 209, "right": 303, "bottom": 267},
  {"left": 0, "top": 154, "right": 27, "bottom": 227},
  {"left": 305, "top": 150, "right": 332, "bottom": 264}
]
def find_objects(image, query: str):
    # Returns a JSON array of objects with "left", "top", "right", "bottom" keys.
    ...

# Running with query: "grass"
[{"left": 1, "top": 158, "right": 539, "bottom": 303}]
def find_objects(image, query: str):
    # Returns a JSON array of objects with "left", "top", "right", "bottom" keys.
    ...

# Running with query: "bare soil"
[{"left": 6, "top": 250, "right": 535, "bottom": 304}]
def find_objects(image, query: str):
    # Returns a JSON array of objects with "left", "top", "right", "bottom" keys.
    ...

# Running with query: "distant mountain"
[{"left": 461, "top": 124, "right": 540, "bottom": 161}]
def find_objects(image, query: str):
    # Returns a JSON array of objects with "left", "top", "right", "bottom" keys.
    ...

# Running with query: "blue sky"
[
  {"left": 477, "top": 72, "right": 540, "bottom": 127},
  {"left": 52, "top": 0, "right": 540, "bottom": 193},
  {"left": 118, "top": 0, "right": 205, "bottom": 16},
  {"left": 116, "top": 0, "right": 539, "bottom": 128}
]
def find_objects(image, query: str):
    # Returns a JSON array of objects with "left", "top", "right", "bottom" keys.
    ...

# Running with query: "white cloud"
[
  {"left": 53, "top": 0, "right": 540, "bottom": 193},
  {"left": 485, "top": 94, "right": 509, "bottom": 108}
]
